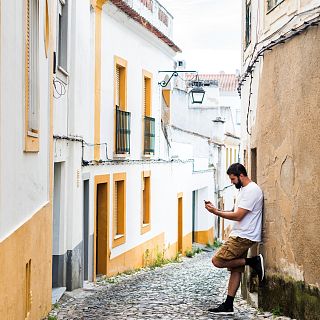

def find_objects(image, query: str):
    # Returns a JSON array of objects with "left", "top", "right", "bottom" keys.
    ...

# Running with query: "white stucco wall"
[
  {"left": 0, "top": 0, "right": 51, "bottom": 241},
  {"left": 82, "top": 161, "right": 214, "bottom": 259},
  {"left": 100, "top": 2, "right": 176, "bottom": 160}
]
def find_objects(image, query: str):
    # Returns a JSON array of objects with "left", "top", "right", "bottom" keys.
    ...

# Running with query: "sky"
[{"left": 159, "top": 0, "right": 242, "bottom": 74}]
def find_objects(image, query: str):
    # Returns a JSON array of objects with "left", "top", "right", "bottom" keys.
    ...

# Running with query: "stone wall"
[{"left": 250, "top": 25, "right": 320, "bottom": 319}]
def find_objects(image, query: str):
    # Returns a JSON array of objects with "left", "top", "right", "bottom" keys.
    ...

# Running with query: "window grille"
[{"left": 116, "top": 107, "right": 131, "bottom": 154}]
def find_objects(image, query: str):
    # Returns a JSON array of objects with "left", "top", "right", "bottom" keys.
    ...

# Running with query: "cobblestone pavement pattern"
[{"left": 47, "top": 251, "right": 294, "bottom": 320}]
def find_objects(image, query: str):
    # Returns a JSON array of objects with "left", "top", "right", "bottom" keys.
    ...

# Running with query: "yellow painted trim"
[
  {"left": 108, "top": 233, "right": 167, "bottom": 276},
  {"left": 94, "top": 6, "right": 102, "bottom": 160},
  {"left": 193, "top": 227, "right": 214, "bottom": 245},
  {"left": 112, "top": 172, "right": 127, "bottom": 248},
  {"left": 94, "top": 175, "right": 110, "bottom": 280},
  {"left": 0, "top": 204, "right": 52, "bottom": 319},
  {"left": 142, "top": 69, "right": 152, "bottom": 116},
  {"left": 141, "top": 170, "right": 151, "bottom": 234},
  {"left": 114, "top": 55, "right": 127, "bottom": 110},
  {"left": 162, "top": 89, "right": 171, "bottom": 108},
  {"left": 24, "top": 0, "right": 39, "bottom": 153},
  {"left": 95, "top": 0, "right": 108, "bottom": 9},
  {"left": 114, "top": 56, "right": 128, "bottom": 155},
  {"left": 182, "top": 232, "right": 192, "bottom": 254}
]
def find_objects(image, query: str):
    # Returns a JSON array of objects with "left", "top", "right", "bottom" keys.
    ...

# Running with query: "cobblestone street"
[{"left": 48, "top": 250, "right": 293, "bottom": 320}]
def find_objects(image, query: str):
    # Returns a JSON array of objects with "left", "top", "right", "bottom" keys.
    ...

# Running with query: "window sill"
[
  {"left": 142, "top": 153, "right": 154, "bottom": 159},
  {"left": 27, "top": 130, "right": 39, "bottom": 138},
  {"left": 113, "top": 153, "right": 130, "bottom": 159},
  {"left": 25, "top": 134, "right": 39, "bottom": 153},
  {"left": 112, "top": 234, "right": 126, "bottom": 248},
  {"left": 141, "top": 223, "right": 151, "bottom": 235}
]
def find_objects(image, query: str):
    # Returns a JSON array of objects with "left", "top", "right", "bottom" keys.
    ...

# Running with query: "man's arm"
[{"left": 205, "top": 202, "right": 249, "bottom": 221}]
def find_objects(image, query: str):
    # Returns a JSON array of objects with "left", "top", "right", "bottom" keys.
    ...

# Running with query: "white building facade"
[
  {"left": 0, "top": 0, "right": 54, "bottom": 319},
  {"left": 51, "top": 0, "right": 216, "bottom": 297}
]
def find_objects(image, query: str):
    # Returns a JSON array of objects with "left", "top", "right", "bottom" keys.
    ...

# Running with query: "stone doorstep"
[{"left": 52, "top": 287, "right": 66, "bottom": 304}]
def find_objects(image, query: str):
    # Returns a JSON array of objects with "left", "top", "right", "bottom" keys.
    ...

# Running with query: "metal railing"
[
  {"left": 144, "top": 116, "right": 155, "bottom": 154},
  {"left": 116, "top": 106, "right": 131, "bottom": 154}
]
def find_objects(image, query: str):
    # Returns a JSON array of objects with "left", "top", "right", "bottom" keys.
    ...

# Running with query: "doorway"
[
  {"left": 83, "top": 179, "right": 89, "bottom": 281},
  {"left": 94, "top": 175, "right": 110, "bottom": 279}
]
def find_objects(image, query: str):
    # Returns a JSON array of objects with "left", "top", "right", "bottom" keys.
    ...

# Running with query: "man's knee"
[{"left": 212, "top": 256, "right": 224, "bottom": 268}]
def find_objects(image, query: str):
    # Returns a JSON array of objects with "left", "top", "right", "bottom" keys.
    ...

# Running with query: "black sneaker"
[
  {"left": 208, "top": 302, "right": 234, "bottom": 314},
  {"left": 252, "top": 254, "right": 265, "bottom": 281}
]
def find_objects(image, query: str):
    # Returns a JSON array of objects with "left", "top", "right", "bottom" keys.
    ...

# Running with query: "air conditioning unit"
[{"left": 174, "top": 60, "right": 186, "bottom": 69}]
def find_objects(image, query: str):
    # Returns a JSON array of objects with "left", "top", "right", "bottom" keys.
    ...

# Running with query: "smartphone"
[{"left": 204, "top": 200, "right": 210, "bottom": 204}]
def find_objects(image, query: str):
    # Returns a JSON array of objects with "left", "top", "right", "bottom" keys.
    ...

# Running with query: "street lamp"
[
  {"left": 158, "top": 70, "right": 206, "bottom": 104},
  {"left": 190, "top": 86, "right": 205, "bottom": 104},
  {"left": 189, "top": 74, "right": 205, "bottom": 104}
]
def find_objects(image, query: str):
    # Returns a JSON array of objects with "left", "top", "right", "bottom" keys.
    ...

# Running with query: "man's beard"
[{"left": 235, "top": 178, "right": 242, "bottom": 189}]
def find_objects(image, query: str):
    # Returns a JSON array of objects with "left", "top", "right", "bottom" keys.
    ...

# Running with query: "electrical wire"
[{"left": 53, "top": 78, "right": 66, "bottom": 99}]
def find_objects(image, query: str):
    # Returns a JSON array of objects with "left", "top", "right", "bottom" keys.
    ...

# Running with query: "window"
[
  {"left": 245, "top": 0, "right": 251, "bottom": 48},
  {"left": 25, "top": 0, "right": 39, "bottom": 152},
  {"left": 267, "top": 0, "right": 284, "bottom": 11},
  {"left": 141, "top": 171, "right": 151, "bottom": 234},
  {"left": 112, "top": 173, "right": 126, "bottom": 247},
  {"left": 114, "top": 56, "right": 127, "bottom": 110},
  {"left": 143, "top": 71, "right": 155, "bottom": 155},
  {"left": 57, "top": 0, "right": 68, "bottom": 74},
  {"left": 115, "top": 57, "right": 130, "bottom": 155}
]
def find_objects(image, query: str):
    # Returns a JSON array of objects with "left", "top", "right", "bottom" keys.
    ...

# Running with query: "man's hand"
[{"left": 204, "top": 201, "right": 218, "bottom": 215}]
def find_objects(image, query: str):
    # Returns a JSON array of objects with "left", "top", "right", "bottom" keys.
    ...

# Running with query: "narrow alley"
[{"left": 47, "top": 250, "right": 293, "bottom": 320}]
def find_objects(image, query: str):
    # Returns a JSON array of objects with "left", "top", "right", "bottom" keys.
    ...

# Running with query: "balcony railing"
[
  {"left": 111, "top": 0, "right": 173, "bottom": 38},
  {"left": 144, "top": 116, "right": 155, "bottom": 154},
  {"left": 116, "top": 107, "right": 131, "bottom": 154}
]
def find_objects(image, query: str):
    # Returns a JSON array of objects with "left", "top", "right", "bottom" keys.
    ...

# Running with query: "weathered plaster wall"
[{"left": 253, "top": 26, "right": 320, "bottom": 287}]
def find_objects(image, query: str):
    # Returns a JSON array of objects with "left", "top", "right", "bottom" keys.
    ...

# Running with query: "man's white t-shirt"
[{"left": 230, "top": 181, "right": 263, "bottom": 242}]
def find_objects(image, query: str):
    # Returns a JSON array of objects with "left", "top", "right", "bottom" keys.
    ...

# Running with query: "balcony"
[
  {"left": 110, "top": 0, "right": 173, "bottom": 39},
  {"left": 144, "top": 116, "right": 155, "bottom": 155},
  {"left": 116, "top": 107, "right": 131, "bottom": 154}
]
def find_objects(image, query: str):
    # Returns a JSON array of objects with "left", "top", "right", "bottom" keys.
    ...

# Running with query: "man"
[{"left": 204, "top": 163, "right": 264, "bottom": 314}]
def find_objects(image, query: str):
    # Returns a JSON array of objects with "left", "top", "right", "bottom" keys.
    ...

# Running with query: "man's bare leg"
[
  {"left": 228, "top": 271, "right": 241, "bottom": 296},
  {"left": 212, "top": 256, "right": 245, "bottom": 269}
]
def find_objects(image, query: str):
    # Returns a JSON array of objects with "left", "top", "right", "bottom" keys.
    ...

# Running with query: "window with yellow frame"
[
  {"left": 141, "top": 171, "right": 151, "bottom": 234},
  {"left": 112, "top": 173, "right": 126, "bottom": 248},
  {"left": 25, "top": 0, "right": 40, "bottom": 152}
]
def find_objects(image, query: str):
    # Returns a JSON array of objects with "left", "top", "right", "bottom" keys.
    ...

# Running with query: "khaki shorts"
[{"left": 214, "top": 236, "right": 256, "bottom": 272}]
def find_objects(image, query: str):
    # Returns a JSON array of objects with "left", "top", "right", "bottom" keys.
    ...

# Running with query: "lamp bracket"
[{"left": 158, "top": 70, "right": 197, "bottom": 87}]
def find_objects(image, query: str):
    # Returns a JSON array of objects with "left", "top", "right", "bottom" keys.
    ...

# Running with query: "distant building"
[{"left": 169, "top": 72, "right": 241, "bottom": 241}]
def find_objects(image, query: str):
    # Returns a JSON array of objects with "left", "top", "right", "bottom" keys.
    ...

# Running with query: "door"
[{"left": 83, "top": 179, "right": 89, "bottom": 281}]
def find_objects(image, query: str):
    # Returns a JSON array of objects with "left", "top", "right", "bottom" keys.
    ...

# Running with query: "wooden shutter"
[
  {"left": 115, "top": 66, "right": 120, "bottom": 107},
  {"left": 143, "top": 77, "right": 147, "bottom": 116},
  {"left": 26, "top": 0, "right": 39, "bottom": 133},
  {"left": 25, "top": 0, "right": 31, "bottom": 128},
  {"left": 114, "top": 181, "right": 118, "bottom": 235}
]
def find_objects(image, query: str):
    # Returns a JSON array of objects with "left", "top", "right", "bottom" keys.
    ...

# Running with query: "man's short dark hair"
[{"left": 226, "top": 163, "right": 248, "bottom": 177}]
